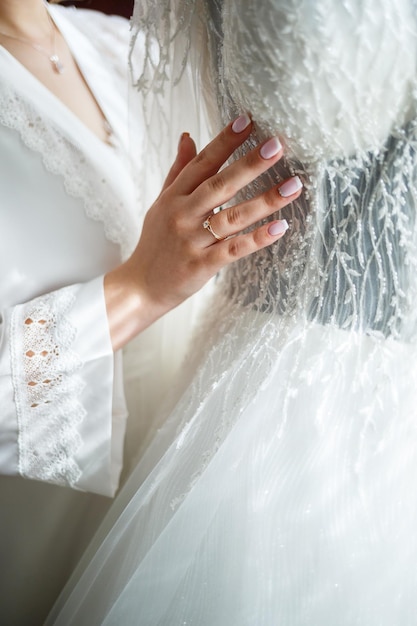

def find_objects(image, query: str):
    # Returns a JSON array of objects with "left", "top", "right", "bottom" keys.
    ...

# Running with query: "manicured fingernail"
[
  {"left": 268, "top": 219, "right": 289, "bottom": 236},
  {"left": 232, "top": 113, "right": 251, "bottom": 133},
  {"left": 278, "top": 176, "right": 303, "bottom": 197},
  {"left": 178, "top": 132, "right": 190, "bottom": 150},
  {"left": 260, "top": 137, "right": 282, "bottom": 159}
]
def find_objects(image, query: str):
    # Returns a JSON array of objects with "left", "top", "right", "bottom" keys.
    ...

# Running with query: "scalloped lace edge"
[{"left": 0, "top": 83, "right": 136, "bottom": 260}]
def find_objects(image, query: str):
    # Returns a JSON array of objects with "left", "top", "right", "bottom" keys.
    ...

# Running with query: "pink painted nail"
[
  {"left": 268, "top": 219, "right": 289, "bottom": 236},
  {"left": 278, "top": 176, "right": 303, "bottom": 197},
  {"left": 178, "top": 132, "right": 190, "bottom": 150},
  {"left": 231, "top": 113, "right": 251, "bottom": 133},
  {"left": 260, "top": 137, "right": 282, "bottom": 159}
]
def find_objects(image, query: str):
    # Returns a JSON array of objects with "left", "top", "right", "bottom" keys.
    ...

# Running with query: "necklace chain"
[
  {"left": 0, "top": 11, "right": 65, "bottom": 74},
  {"left": 0, "top": 7, "right": 115, "bottom": 144}
]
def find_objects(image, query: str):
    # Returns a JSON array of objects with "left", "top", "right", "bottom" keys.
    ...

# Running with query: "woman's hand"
[{"left": 104, "top": 114, "right": 303, "bottom": 351}]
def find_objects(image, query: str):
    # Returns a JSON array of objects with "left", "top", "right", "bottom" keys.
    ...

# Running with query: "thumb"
[{"left": 161, "top": 132, "right": 197, "bottom": 191}]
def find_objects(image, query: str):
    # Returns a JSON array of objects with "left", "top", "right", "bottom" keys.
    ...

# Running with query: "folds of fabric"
[{"left": 0, "top": 6, "right": 134, "bottom": 624}]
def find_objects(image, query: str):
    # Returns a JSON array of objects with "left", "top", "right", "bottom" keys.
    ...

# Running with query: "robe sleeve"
[{"left": 0, "top": 275, "right": 125, "bottom": 497}]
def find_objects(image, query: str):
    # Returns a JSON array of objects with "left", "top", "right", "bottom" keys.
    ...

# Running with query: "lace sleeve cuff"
[
  {"left": 8, "top": 277, "right": 124, "bottom": 495},
  {"left": 11, "top": 284, "right": 84, "bottom": 487}
]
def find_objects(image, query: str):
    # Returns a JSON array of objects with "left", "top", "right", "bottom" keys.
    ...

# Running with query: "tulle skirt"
[{"left": 47, "top": 304, "right": 417, "bottom": 625}]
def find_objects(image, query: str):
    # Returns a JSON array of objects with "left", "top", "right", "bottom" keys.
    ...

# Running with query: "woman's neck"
[{"left": 0, "top": 0, "right": 52, "bottom": 39}]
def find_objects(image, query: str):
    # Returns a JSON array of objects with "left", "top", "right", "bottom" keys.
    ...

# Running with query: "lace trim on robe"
[
  {"left": 0, "top": 83, "right": 137, "bottom": 261},
  {"left": 10, "top": 287, "right": 84, "bottom": 487}
]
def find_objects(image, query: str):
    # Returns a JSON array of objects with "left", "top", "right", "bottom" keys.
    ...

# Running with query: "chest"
[{"left": 0, "top": 37, "right": 111, "bottom": 144}]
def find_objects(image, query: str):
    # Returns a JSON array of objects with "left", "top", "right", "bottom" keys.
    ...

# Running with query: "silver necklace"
[{"left": 0, "top": 12, "right": 64, "bottom": 74}]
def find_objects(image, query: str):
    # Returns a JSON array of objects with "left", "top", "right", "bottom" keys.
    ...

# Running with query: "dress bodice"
[
  {"left": 213, "top": 0, "right": 417, "bottom": 340},
  {"left": 131, "top": 0, "right": 417, "bottom": 340},
  {"left": 221, "top": 0, "right": 417, "bottom": 161}
]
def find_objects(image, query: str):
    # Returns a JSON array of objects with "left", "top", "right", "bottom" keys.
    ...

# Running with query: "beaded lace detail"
[
  {"left": 132, "top": 0, "right": 417, "bottom": 337},
  {"left": 10, "top": 287, "right": 84, "bottom": 487},
  {"left": 219, "top": 0, "right": 417, "bottom": 340},
  {"left": 129, "top": 0, "right": 417, "bottom": 537}
]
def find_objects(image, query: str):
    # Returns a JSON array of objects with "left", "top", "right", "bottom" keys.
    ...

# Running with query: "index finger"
[{"left": 173, "top": 114, "right": 253, "bottom": 195}]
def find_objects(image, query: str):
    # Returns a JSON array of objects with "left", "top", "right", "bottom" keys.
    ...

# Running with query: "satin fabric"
[{"left": 0, "top": 6, "right": 135, "bottom": 624}]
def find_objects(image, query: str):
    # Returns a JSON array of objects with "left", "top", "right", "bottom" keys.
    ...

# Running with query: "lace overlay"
[
  {"left": 133, "top": 0, "right": 417, "bottom": 557},
  {"left": 130, "top": 0, "right": 417, "bottom": 455},
  {"left": 10, "top": 288, "right": 84, "bottom": 487}
]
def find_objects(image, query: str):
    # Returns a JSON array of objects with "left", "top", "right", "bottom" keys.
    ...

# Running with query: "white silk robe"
[{"left": 0, "top": 6, "right": 139, "bottom": 624}]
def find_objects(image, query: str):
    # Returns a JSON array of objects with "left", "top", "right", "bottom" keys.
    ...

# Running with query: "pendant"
[{"left": 50, "top": 54, "right": 65, "bottom": 74}]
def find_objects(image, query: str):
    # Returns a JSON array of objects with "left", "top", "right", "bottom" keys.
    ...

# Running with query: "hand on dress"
[{"left": 104, "top": 114, "right": 303, "bottom": 351}]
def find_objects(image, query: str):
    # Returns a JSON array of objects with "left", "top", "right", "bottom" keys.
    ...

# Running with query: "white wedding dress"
[{"left": 48, "top": 0, "right": 417, "bottom": 624}]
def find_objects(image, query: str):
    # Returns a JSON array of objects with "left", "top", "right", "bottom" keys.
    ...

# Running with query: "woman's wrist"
[{"left": 104, "top": 263, "right": 166, "bottom": 352}]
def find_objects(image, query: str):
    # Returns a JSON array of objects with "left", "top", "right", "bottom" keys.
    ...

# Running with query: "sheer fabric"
[{"left": 48, "top": 0, "right": 417, "bottom": 624}]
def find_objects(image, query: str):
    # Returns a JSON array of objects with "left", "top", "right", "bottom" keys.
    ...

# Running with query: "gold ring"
[{"left": 202, "top": 214, "right": 227, "bottom": 241}]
